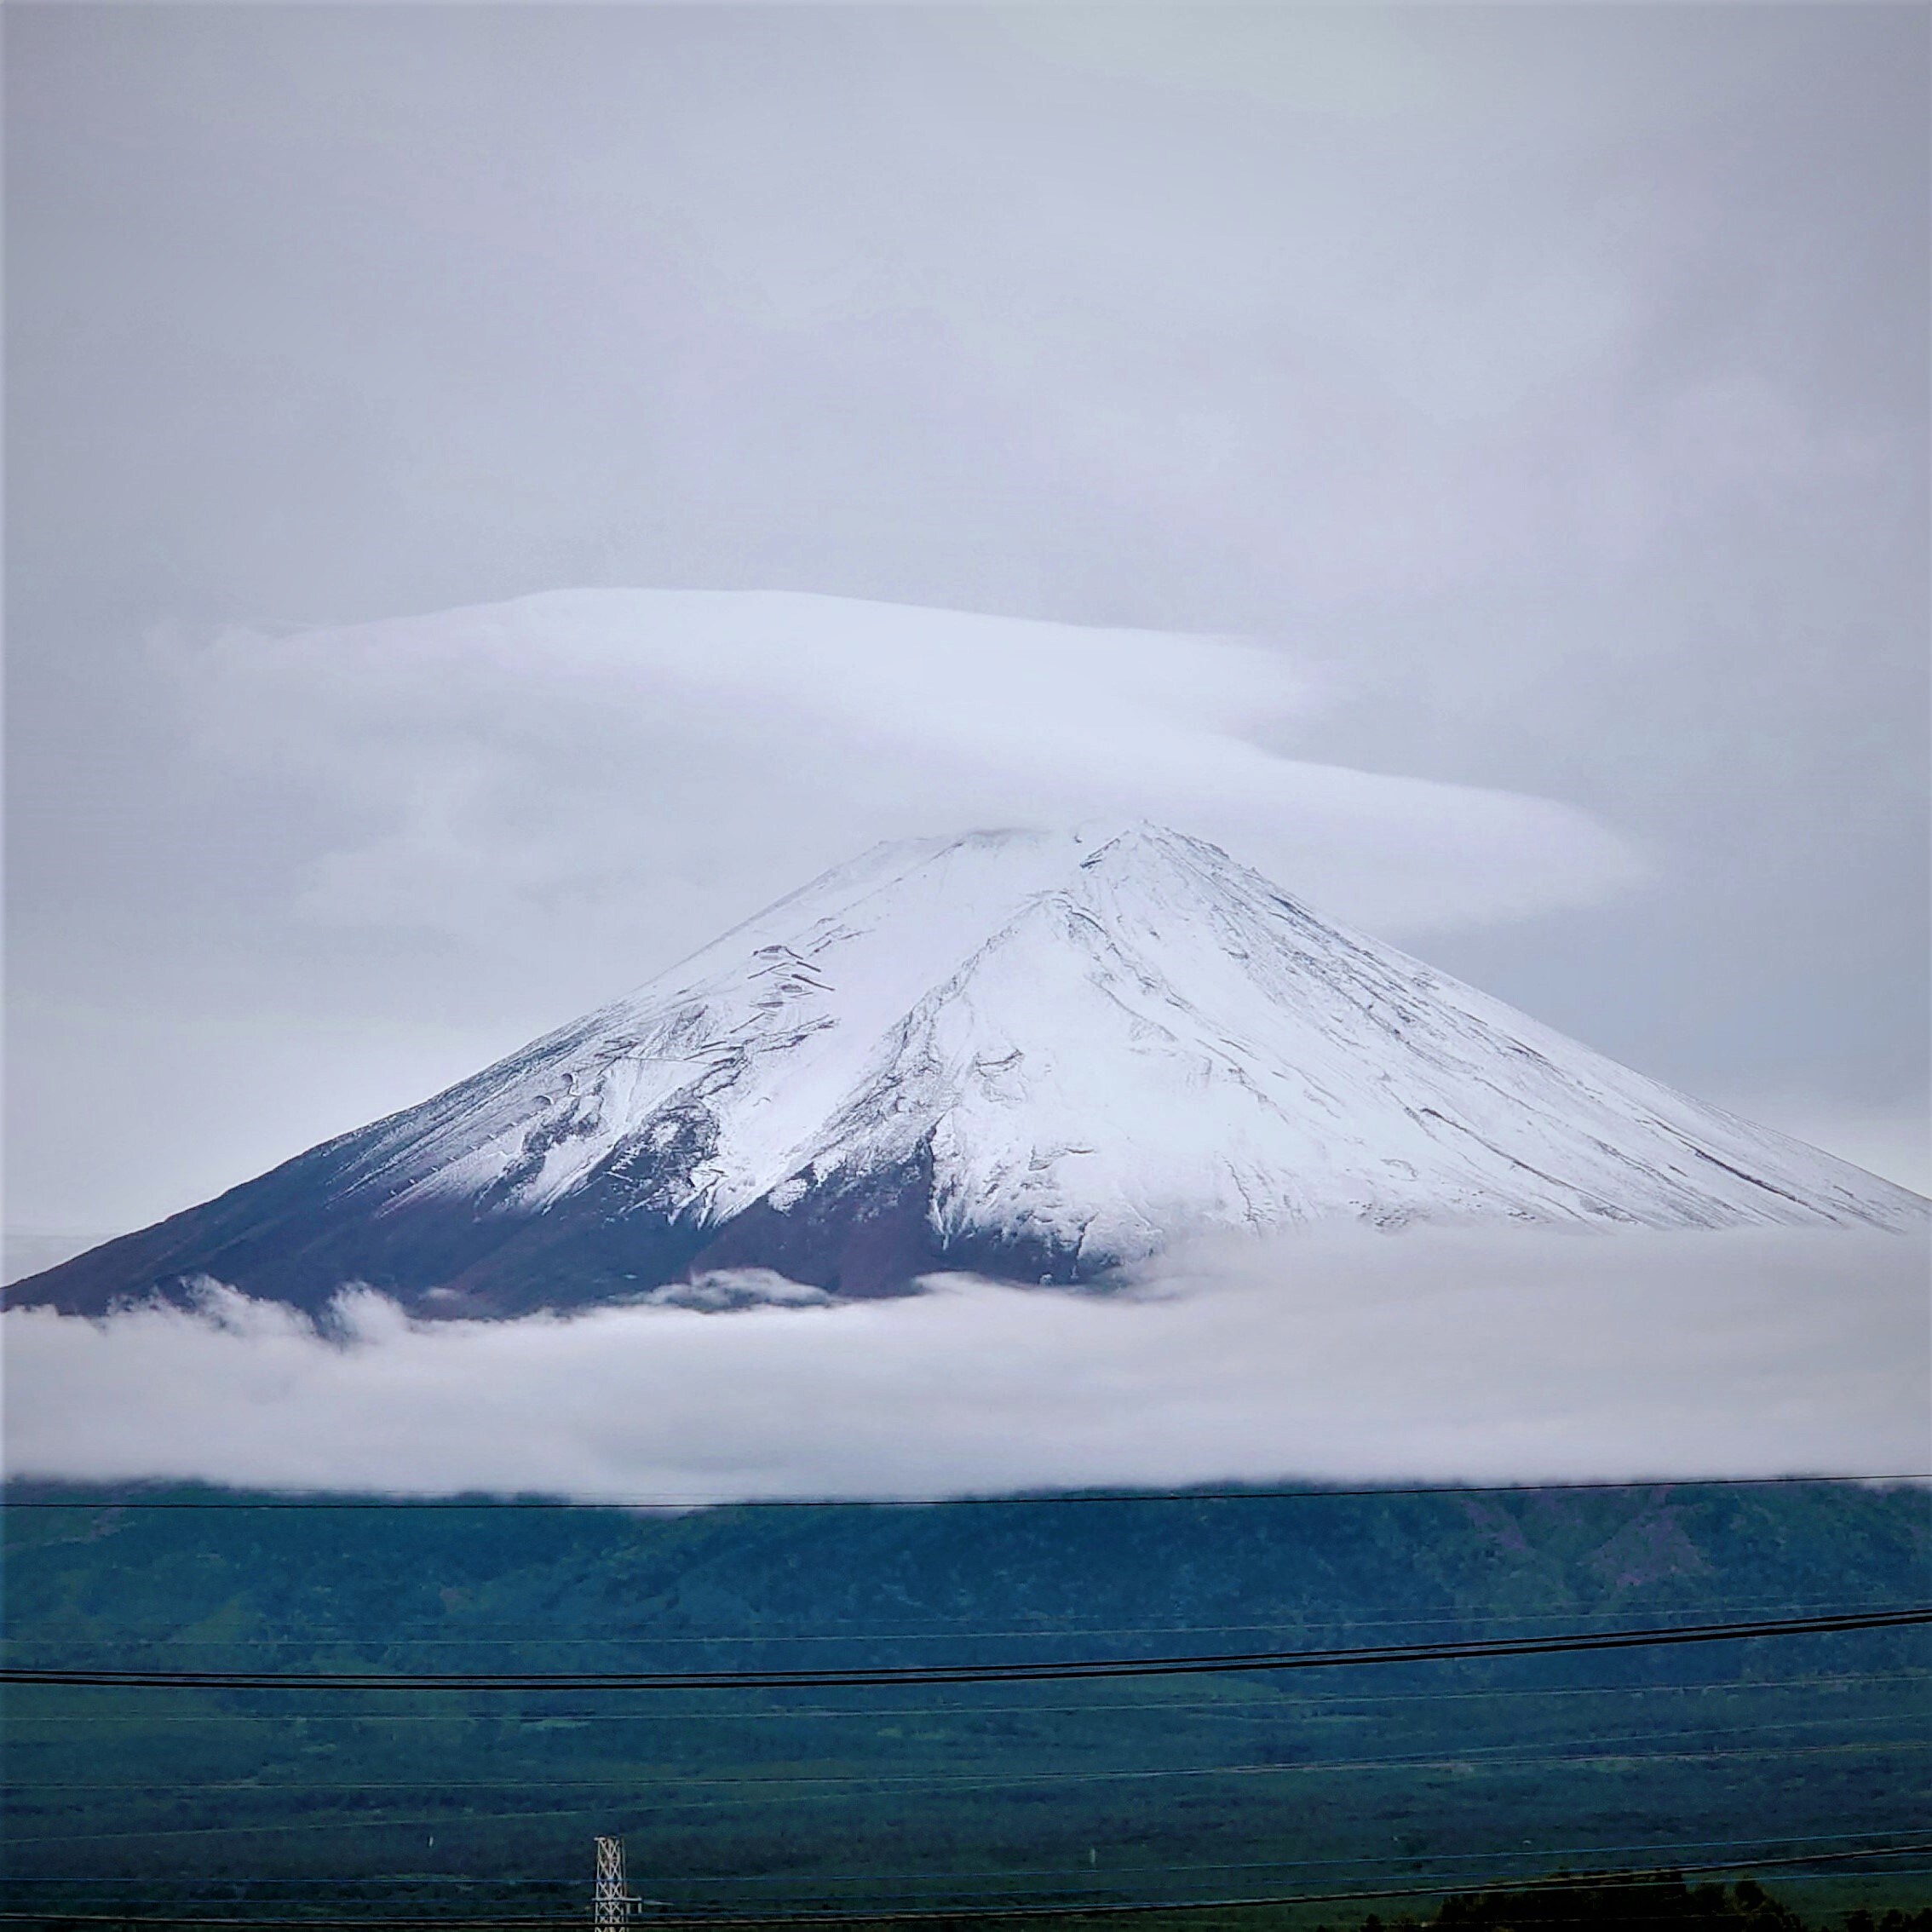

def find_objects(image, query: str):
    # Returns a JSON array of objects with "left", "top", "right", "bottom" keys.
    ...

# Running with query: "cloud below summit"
[{"left": 7, "top": 1227, "right": 1922, "bottom": 1503}]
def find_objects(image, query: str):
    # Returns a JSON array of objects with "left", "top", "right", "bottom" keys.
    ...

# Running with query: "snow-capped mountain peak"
[{"left": 12, "top": 825, "right": 1923, "bottom": 1318}]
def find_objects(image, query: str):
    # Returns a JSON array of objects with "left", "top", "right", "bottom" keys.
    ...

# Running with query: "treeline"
[
  {"left": 14, "top": 1877, "right": 1932, "bottom": 1930},
  {"left": 1341, "top": 1878, "right": 1932, "bottom": 1932}
]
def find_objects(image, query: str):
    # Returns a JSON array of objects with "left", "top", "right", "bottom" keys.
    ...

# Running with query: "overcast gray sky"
[{"left": 7, "top": 2, "right": 1928, "bottom": 1253}]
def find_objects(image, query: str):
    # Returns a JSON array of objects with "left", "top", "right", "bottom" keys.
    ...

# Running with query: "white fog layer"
[{"left": 6, "top": 1228, "right": 1923, "bottom": 1501}]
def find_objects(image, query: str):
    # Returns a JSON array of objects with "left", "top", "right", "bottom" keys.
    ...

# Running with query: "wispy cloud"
[{"left": 7, "top": 1228, "right": 1921, "bottom": 1502}]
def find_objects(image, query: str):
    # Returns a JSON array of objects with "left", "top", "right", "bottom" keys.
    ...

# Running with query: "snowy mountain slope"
[{"left": 12, "top": 825, "right": 1924, "bottom": 1318}]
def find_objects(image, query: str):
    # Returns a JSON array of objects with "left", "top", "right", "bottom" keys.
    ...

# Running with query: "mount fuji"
[{"left": 13, "top": 825, "right": 1923, "bottom": 1319}]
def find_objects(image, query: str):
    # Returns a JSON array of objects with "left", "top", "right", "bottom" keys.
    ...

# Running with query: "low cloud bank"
[{"left": 4, "top": 1228, "right": 1925, "bottom": 1502}]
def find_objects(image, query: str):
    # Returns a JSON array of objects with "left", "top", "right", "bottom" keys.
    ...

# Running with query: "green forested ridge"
[{"left": 3, "top": 1482, "right": 1926, "bottom": 1925}]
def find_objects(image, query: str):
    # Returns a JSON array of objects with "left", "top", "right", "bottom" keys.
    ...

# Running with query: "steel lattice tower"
[{"left": 593, "top": 1835, "right": 638, "bottom": 1929}]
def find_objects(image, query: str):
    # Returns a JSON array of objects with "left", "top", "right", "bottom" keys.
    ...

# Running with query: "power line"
[
  {"left": 7, "top": 1605, "right": 1926, "bottom": 1693},
  {"left": 4, "top": 1471, "right": 1925, "bottom": 1510},
  {"left": 24, "top": 1702, "right": 1932, "bottom": 1791},
  {"left": 15, "top": 1903, "right": 1932, "bottom": 1932},
  {"left": 20, "top": 1665, "right": 1923, "bottom": 1723},
  {"left": 17, "top": 1593, "right": 1906, "bottom": 1646},
  {"left": 23, "top": 1732, "right": 1927, "bottom": 1796},
  {"left": 11, "top": 1822, "right": 1926, "bottom": 1889},
  {"left": 1, "top": 1836, "right": 1927, "bottom": 1927}
]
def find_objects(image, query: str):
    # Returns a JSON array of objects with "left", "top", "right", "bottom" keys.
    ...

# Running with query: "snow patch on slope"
[{"left": 316, "top": 822, "right": 1924, "bottom": 1260}]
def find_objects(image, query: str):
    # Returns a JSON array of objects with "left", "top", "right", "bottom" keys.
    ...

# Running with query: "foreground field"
[{"left": 3, "top": 1481, "right": 1926, "bottom": 1924}]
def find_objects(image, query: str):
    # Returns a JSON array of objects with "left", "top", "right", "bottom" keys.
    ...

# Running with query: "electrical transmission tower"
[{"left": 592, "top": 1834, "right": 640, "bottom": 1929}]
